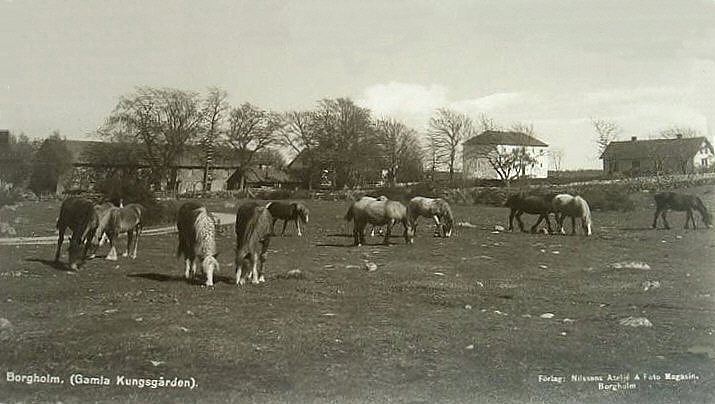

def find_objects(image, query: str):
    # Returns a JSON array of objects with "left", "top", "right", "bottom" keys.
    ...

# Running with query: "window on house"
[{"left": 702, "top": 158, "right": 710, "bottom": 168}]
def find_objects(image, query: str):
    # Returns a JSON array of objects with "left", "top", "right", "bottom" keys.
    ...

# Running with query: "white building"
[{"left": 462, "top": 130, "right": 549, "bottom": 180}]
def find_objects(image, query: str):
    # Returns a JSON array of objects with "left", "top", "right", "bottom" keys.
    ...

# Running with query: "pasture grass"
[{"left": 0, "top": 186, "right": 713, "bottom": 403}]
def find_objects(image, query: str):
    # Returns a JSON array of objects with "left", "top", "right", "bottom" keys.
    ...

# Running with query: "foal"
[{"left": 652, "top": 192, "right": 712, "bottom": 229}]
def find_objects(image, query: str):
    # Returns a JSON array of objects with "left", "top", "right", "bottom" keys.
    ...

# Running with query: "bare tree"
[
  {"left": 428, "top": 108, "right": 475, "bottom": 182},
  {"left": 375, "top": 118, "right": 424, "bottom": 186},
  {"left": 658, "top": 126, "right": 701, "bottom": 139},
  {"left": 510, "top": 122, "right": 535, "bottom": 136},
  {"left": 592, "top": 118, "right": 622, "bottom": 156},
  {"left": 101, "top": 86, "right": 205, "bottom": 190},
  {"left": 311, "top": 98, "right": 377, "bottom": 188},
  {"left": 280, "top": 110, "right": 321, "bottom": 189},
  {"left": 549, "top": 149, "right": 565, "bottom": 171},
  {"left": 222, "top": 103, "right": 283, "bottom": 190},
  {"left": 201, "top": 87, "right": 229, "bottom": 190}
]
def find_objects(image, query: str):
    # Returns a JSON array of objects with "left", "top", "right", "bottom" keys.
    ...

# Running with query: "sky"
[{"left": 1, "top": 0, "right": 714, "bottom": 169}]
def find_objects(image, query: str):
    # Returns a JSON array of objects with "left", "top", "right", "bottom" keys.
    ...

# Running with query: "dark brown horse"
[
  {"left": 55, "top": 197, "right": 99, "bottom": 270},
  {"left": 234, "top": 202, "right": 273, "bottom": 285},
  {"left": 504, "top": 192, "right": 558, "bottom": 233},
  {"left": 652, "top": 192, "right": 712, "bottom": 229},
  {"left": 266, "top": 201, "right": 309, "bottom": 236}
]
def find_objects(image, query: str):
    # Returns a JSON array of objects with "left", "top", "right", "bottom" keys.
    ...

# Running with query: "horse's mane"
[{"left": 435, "top": 199, "right": 453, "bottom": 223}]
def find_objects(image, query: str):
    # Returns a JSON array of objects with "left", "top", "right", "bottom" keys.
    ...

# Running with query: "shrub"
[
  {"left": 0, "top": 188, "right": 21, "bottom": 209},
  {"left": 94, "top": 176, "right": 173, "bottom": 226}
]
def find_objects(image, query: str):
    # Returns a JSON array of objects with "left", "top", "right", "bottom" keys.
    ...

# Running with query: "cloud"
[
  {"left": 449, "top": 92, "right": 526, "bottom": 114},
  {"left": 358, "top": 82, "right": 448, "bottom": 116}
]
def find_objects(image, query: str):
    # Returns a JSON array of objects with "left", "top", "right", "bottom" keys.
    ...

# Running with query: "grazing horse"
[
  {"left": 234, "top": 202, "right": 273, "bottom": 285},
  {"left": 408, "top": 196, "right": 454, "bottom": 238},
  {"left": 504, "top": 192, "right": 557, "bottom": 233},
  {"left": 94, "top": 203, "right": 144, "bottom": 260},
  {"left": 87, "top": 201, "right": 116, "bottom": 257},
  {"left": 552, "top": 194, "right": 592, "bottom": 236},
  {"left": 345, "top": 196, "right": 413, "bottom": 246},
  {"left": 266, "top": 201, "right": 309, "bottom": 236},
  {"left": 652, "top": 192, "right": 712, "bottom": 230},
  {"left": 54, "top": 197, "right": 100, "bottom": 270},
  {"left": 177, "top": 202, "right": 220, "bottom": 286}
]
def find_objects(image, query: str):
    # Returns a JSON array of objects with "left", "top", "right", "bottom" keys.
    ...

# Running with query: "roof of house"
[
  {"left": 464, "top": 130, "right": 548, "bottom": 147},
  {"left": 65, "top": 140, "right": 281, "bottom": 168},
  {"left": 599, "top": 137, "right": 713, "bottom": 160}
]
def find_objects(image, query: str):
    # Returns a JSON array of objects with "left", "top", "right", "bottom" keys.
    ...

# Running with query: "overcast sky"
[{"left": 1, "top": 0, "right": 714, "bottom": 169}]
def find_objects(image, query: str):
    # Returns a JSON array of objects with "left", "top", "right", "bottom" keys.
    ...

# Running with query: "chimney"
[
  {"left": 676, "top": 134, "right": 683, "bottom": 139},
  {"left": 630, "top": 136, "right": 637, "bottom": 141}
]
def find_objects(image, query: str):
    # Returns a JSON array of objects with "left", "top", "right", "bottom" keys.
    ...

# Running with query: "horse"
[
  {"left": 266, "top": 201, "right": 309, "bottom": 236},
  {"left": 652, "top": 191, "right": 712, "bottom": 230},
  {"left": 54, "top": 197, "right": 100, "bottom": 270},
  {"left": 177, "top": 202, "right": 220, "bottom": 286},
  {"left": 94, "top": 203, "right": 144, "bottom": 260},
  {"left": 551, "top": 194, "right": 592, "bottom": 236},
  {"left": 504, "top": 192, "right": 557, "bottom": 233},
  {"left": 234, "top": 202, "right": 273, "bottom": 285},
  {"left": 87, "top": 201, "right": 116, "bottom": 258},
  {"left": 345, "top": 196, "right": 413, "bottom": 246},
  {"left": 408, "top": 196, "right": 454, "bottom": 238}
]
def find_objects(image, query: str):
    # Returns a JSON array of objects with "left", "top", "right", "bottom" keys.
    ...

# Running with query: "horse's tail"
[{"left": 345, "top": 204, "right": 355, "bottom": 222}]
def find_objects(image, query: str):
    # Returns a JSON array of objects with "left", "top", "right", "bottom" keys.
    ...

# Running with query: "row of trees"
[{"left": 96, "top": 87, "right": 426, "bottom": 190}]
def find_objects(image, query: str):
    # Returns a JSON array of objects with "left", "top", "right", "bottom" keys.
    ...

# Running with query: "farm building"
[
  {"left": 600, "top": 135, "right": 714, "bottom": 176},
  {"left": 60, "top": 140, "right": 295, "bottom": 194},
  {"left": 462, "top": 130, "right": 549, "bottom": 180}
]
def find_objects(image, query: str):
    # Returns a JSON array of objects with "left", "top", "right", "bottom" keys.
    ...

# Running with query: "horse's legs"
[
  {"left": 258, "top": 242, "right": 268, "bottom": 283},
  {"left": 557, "top": 214, "right": 566, "bottom": 235},
  {"left": 124, "top": 230, "right": 133, "bottom": 257},
  {"left": 661, "top": 211, "right": 670, "bottom": 229},
  {"left": 508, "top": 210, "right": 516, "bottom": 231},
  {"left": 432, "top": 215, "right": 442, "bottom": 237},
  {"left": 235, "top": 257, "right": 245, "bottom": 286},
  {"left": 270, "top": 218, "right": 277, "bottom": 235},
  {"left": 54, "top": 227, "right": 66, "bottom": 262},
  {"left": 570, "top": 216, "right": 576, "bottom": 235},
  {"left": 515, "top": 211, "right": 526, "bottom": 232},
  {"left": 250, "top": 252, "right": 260, "bottom": 284},
  {"left": 106, "top": 235, "right": 118, "bottom": 261},
  {"left": 296, "top": 219, "right": 302, "bottom": 237},
  {"left": 530, "top": 215, "right": 544, "bottom": 233},
  {"left": 652, "top": 208, "right": 661, "bottom": 229},
  {"left": 281, "top": 220, "right": 288, "bottom": 236},
  {"left": 184, "top": 257, "right": 192, "bottom": 279},
  {"left": 131, "top": 225, "right": 141, "bottom": 259},
  {"left": 685, "top": 209, "right": 694, "bottom": 229},
  {"left": 383, "top": 220, "right": 394, "bottom": 245}
]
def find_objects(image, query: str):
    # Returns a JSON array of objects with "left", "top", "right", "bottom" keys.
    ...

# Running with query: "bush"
[
  {"left": 0, "top": 188, "right": 21, "bottom": 209},
  {"left": 94, "top": 176, "right": 173, "bottom": 227}
]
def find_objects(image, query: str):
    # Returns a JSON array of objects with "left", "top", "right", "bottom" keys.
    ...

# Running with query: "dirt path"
[{"left": 0, "top": 212, "right": 236, "bottom": 246}]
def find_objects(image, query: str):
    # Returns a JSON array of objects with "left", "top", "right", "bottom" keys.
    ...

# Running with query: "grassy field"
[{"left": 0, "top": 186, "right": 714, "bottom": 404}]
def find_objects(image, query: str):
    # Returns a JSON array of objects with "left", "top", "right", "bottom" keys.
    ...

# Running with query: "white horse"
[
  {"left": 177, "top": 202, "right": 220, "bottom": 287},
  {"left": 407, "top": 196, "right": 454, "bottom": 237},
  {"left": 552, "top": 194, "right": 592, "bottom": 236},
  {"left": 345, "top": 196, "right": 413, "bottom": 246}
]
